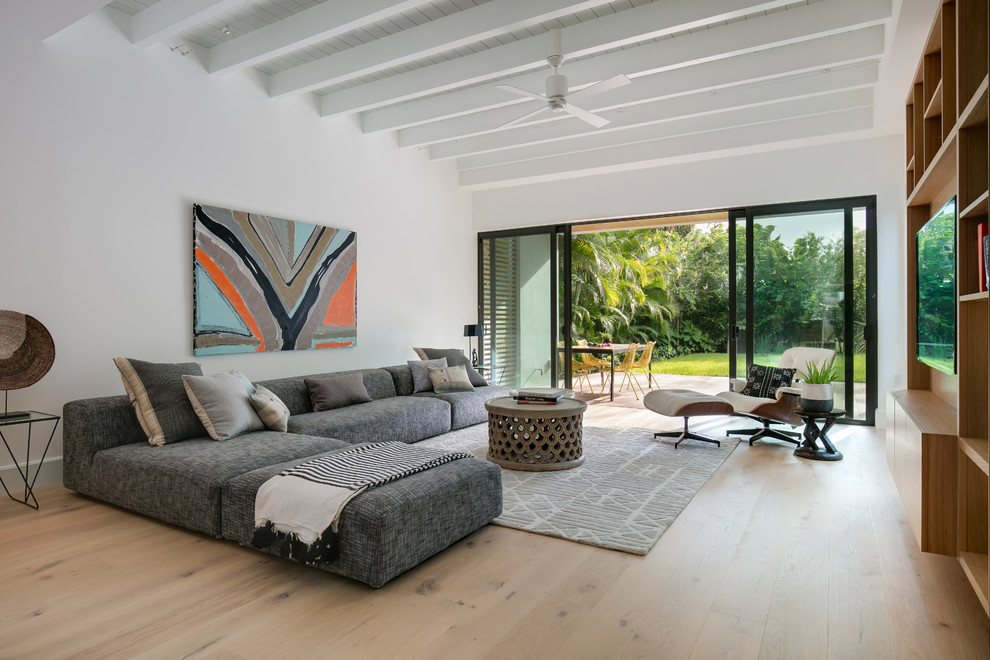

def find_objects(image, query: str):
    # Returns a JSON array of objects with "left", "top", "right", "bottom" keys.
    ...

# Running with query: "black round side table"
[{"left": 793, "top": 408, "right": 845, "bottom": 461}]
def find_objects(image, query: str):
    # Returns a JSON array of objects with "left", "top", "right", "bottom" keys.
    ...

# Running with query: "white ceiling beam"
[
  {"left": 268, "top": 0, "right": 608, "bottom": 99},
  {"left": 458, "top": 88, "right": 873, "bottom": 170},
  {"left": 6, "top": 0, "right": 114, "bottom": 40},
  {"left": 459, "top": 108, "right": 873, "bottom": 189},
  {"left": 326, "top": 34, "right": 552, "bottom": 119},
  {"left": 207, "top": 0, "right": 424, "bottom": 75},
  {"left": 320, "top": 0, "right": 801, "bottom": 117},
  {"left": 358, "top": 0, "right": 889, "bottom": 132},
  {"left": 130, "top": 0, "right": 241, "bottom": 48},
  {"left": 397, "top": 26, "right": 885, "bottom": 147},
  {"left": 430, "top": 63, "right": 880, "bottom": 160}
]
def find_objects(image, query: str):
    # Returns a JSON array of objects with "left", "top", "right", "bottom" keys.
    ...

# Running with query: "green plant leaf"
[{"left": 803, "top": 360, "right": 839, "bottom": 384}]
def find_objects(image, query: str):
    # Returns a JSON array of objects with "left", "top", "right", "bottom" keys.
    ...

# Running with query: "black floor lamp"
[{"left": 463, "top": 324, "right": 485, "bottom": 366}]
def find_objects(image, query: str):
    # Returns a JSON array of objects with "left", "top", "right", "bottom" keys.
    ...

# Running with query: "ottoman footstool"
[
  {"left": 221, "top": 448, "right": 502, "bottom": 588},
  {"left": 643, "top": 389, "right": 733, "bottom": 448}
]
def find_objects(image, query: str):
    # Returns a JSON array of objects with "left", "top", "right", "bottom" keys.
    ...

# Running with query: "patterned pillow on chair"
[{"left": 740, "top": 364, "right": 796, "bottom": 399}]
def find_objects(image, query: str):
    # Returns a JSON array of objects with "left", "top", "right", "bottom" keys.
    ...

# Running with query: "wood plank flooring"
[{"left": 0, "top": 392, "right": 987, "bottom": 659}]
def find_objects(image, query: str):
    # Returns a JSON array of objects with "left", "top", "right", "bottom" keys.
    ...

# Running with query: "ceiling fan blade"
[
  {"left": 563, "top": 102, "right": 610, "bottom": 128},
  {"left": 496, "top": 84, "right": 547, "bottom": 103},
  {"left": 498, "top": 104, "right": 550, "bottom": 129},
  {"left": 568, "top": 74, "right": 631, "bottom": 103}
]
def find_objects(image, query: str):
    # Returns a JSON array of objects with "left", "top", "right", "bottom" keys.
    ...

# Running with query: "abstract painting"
[{"left": 193, "top": 204, "right": 356, "bottom": 355}]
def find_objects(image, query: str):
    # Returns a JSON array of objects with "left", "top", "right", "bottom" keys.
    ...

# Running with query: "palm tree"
[{"left": 570, "top": 229, "right": 678, "bottom": 344}]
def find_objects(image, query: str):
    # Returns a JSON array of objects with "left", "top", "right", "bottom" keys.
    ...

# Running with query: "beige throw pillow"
[
  {"left": 250, "top": 385, "right": 290, "bottom": 433},
  {"left": 427, "top": 364, "right": 475, "bottom": 393},
  {"left": 413, "top": 348, "right": 488, "bottom": 387}
]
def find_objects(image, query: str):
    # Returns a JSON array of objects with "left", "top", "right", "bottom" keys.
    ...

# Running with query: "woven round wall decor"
[{"left": 0, "top": 310, "right": 55, "bottom": 390}]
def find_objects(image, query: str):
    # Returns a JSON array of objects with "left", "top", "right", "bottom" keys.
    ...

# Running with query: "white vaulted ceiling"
[{"left": 29, "top": 0, "right": 901, "bottom": 189}]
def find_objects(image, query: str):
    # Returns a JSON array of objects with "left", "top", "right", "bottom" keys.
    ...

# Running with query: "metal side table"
[{"left": 0, "top": 410, "right": 60, "bottom": 508}]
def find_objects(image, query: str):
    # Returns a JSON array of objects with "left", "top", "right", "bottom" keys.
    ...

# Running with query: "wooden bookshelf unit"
[{"left": 894, "top": 0, "right": 989, "bottom": 617}]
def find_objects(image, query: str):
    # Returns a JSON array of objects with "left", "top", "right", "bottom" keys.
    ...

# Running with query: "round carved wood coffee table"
[{"left": 484, "top": 397, "right": 587, "bottom": 471}]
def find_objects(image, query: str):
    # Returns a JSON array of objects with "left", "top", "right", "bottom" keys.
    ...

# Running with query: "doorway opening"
[{"left": 478, "top": 197, "right": 876, "bottom": 425}]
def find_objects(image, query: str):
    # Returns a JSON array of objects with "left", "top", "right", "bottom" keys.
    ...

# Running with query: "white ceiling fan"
[{"left": 496, "top": 28, "right": 631, "bottom": 129}]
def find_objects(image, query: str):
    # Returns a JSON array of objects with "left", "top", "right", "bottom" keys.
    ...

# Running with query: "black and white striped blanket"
[{"left": 252, "top": 442, "right": 471, "bottom": 561}]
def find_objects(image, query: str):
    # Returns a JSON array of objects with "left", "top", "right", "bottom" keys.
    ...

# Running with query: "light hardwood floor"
[{"left": 1, "top": 392, "right": 988, "bottom": 659}]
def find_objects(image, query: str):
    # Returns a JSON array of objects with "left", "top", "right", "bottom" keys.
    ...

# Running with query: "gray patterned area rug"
[{"left": 420, "top": 424, "right": 739, "bottom": 555}]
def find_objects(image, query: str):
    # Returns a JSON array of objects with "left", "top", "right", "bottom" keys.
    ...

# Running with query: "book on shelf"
[
  {"left": 984, "top": 234, "right": 989, "bottom": 292},
  {"left": 980, "top": 221, "right": 988, "bottom": 293}
]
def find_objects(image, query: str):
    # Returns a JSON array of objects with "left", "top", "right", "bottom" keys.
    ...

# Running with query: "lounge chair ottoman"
[
  {"left": 221, "top": 449, "right": 502, "bottom": 588},
  {"left": 644, "top": 389, "right": 733, "bottom": 448}
]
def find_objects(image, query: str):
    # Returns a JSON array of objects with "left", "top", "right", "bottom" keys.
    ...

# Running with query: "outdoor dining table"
[{"left": 568, "top": 343, "right": 631, "bottom": 402}]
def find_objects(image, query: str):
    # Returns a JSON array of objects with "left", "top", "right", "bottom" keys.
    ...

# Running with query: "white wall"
[
  {"left": 0, "top": 11, "right": 473, "bottom": 487},
  {"left": 473, "top": 135, "right": 907, "bottom": 426}
]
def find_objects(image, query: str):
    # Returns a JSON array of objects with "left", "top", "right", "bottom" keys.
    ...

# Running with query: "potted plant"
[{"left": 799, "top": 360, "right": 839, "bottom": 412}]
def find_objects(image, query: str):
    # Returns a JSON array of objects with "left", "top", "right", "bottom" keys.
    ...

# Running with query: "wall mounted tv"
[{"left": 915, "top": 196, "right": 956, "bottom": 375}]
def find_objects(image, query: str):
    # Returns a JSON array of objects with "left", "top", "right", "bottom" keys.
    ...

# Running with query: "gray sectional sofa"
[{"left": 63, "top": 364, "right": 510, "bottom": 587}]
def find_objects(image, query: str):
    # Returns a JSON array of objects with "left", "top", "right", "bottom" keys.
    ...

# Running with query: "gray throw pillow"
[
  {"left": 427, "top": 364, "right": 475, "bottom": 393},
  {"left": 113, "top": 357, "right": 206, "bottom": 446},
  {"left": 231, "top": 369, "right": 257, "bottom": 395},
  {"left": 413, "top": 348, "right": 488, "bottom": 387},
  {"left": 250, "top": 385, "right": 290, "bottom": 433},
  {"left": 407, "top": 358, "right": 447, "bottom": 393},
  {"left": 305, "top": 372, "right": 373, "bottom": 412},
  {"left": 182, "top": 372, "right": 265, "bottom": 441},
  {"left": 740, "top": 364, "right": 796, "bottom": 399}
]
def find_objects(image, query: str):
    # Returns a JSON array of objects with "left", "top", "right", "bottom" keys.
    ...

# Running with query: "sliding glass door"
[
  {"left": 477, "top": 197, "right": 876, "bottom": 423},
  {"left": 730, "top": 197, "right": 877, "bottom": 423},
  {"left": 478, "top": 227, "right": 570, "bottom": 389}
]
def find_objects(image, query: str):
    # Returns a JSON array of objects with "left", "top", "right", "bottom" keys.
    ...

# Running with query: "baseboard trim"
[{"left": 0, "top": 456, "right": 63, "bottom": 496}]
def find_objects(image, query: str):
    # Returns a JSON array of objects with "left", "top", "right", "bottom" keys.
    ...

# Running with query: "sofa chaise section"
[
  {"left": 89, "top": 431, "right": 350, "bottom": 536},
  {"left": 63, "top": 395, "right": 347, "bottom": 536},
  {"left": 222, "top": 448, "right": 502, "bottom": 587}
]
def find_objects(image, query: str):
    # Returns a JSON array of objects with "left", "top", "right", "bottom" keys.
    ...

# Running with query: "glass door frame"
[
  {"left": 728, "top": 196, "right": 878, "bottom": 425},
  {"left": 477, "top": 224, "right": 573, "bottom": 389}
]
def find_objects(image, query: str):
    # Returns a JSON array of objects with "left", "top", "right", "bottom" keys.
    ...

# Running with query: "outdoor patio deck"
[
  {"left": 572, "top": 372, "right": 868, "bottom": 422},
  {"left": 571, "top": 372, "right": 726, "bottom": 406}
]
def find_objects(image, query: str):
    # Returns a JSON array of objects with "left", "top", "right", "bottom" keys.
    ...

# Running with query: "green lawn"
[{"left": 637, "top": 352, "right": 866, "bottom": 382}]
